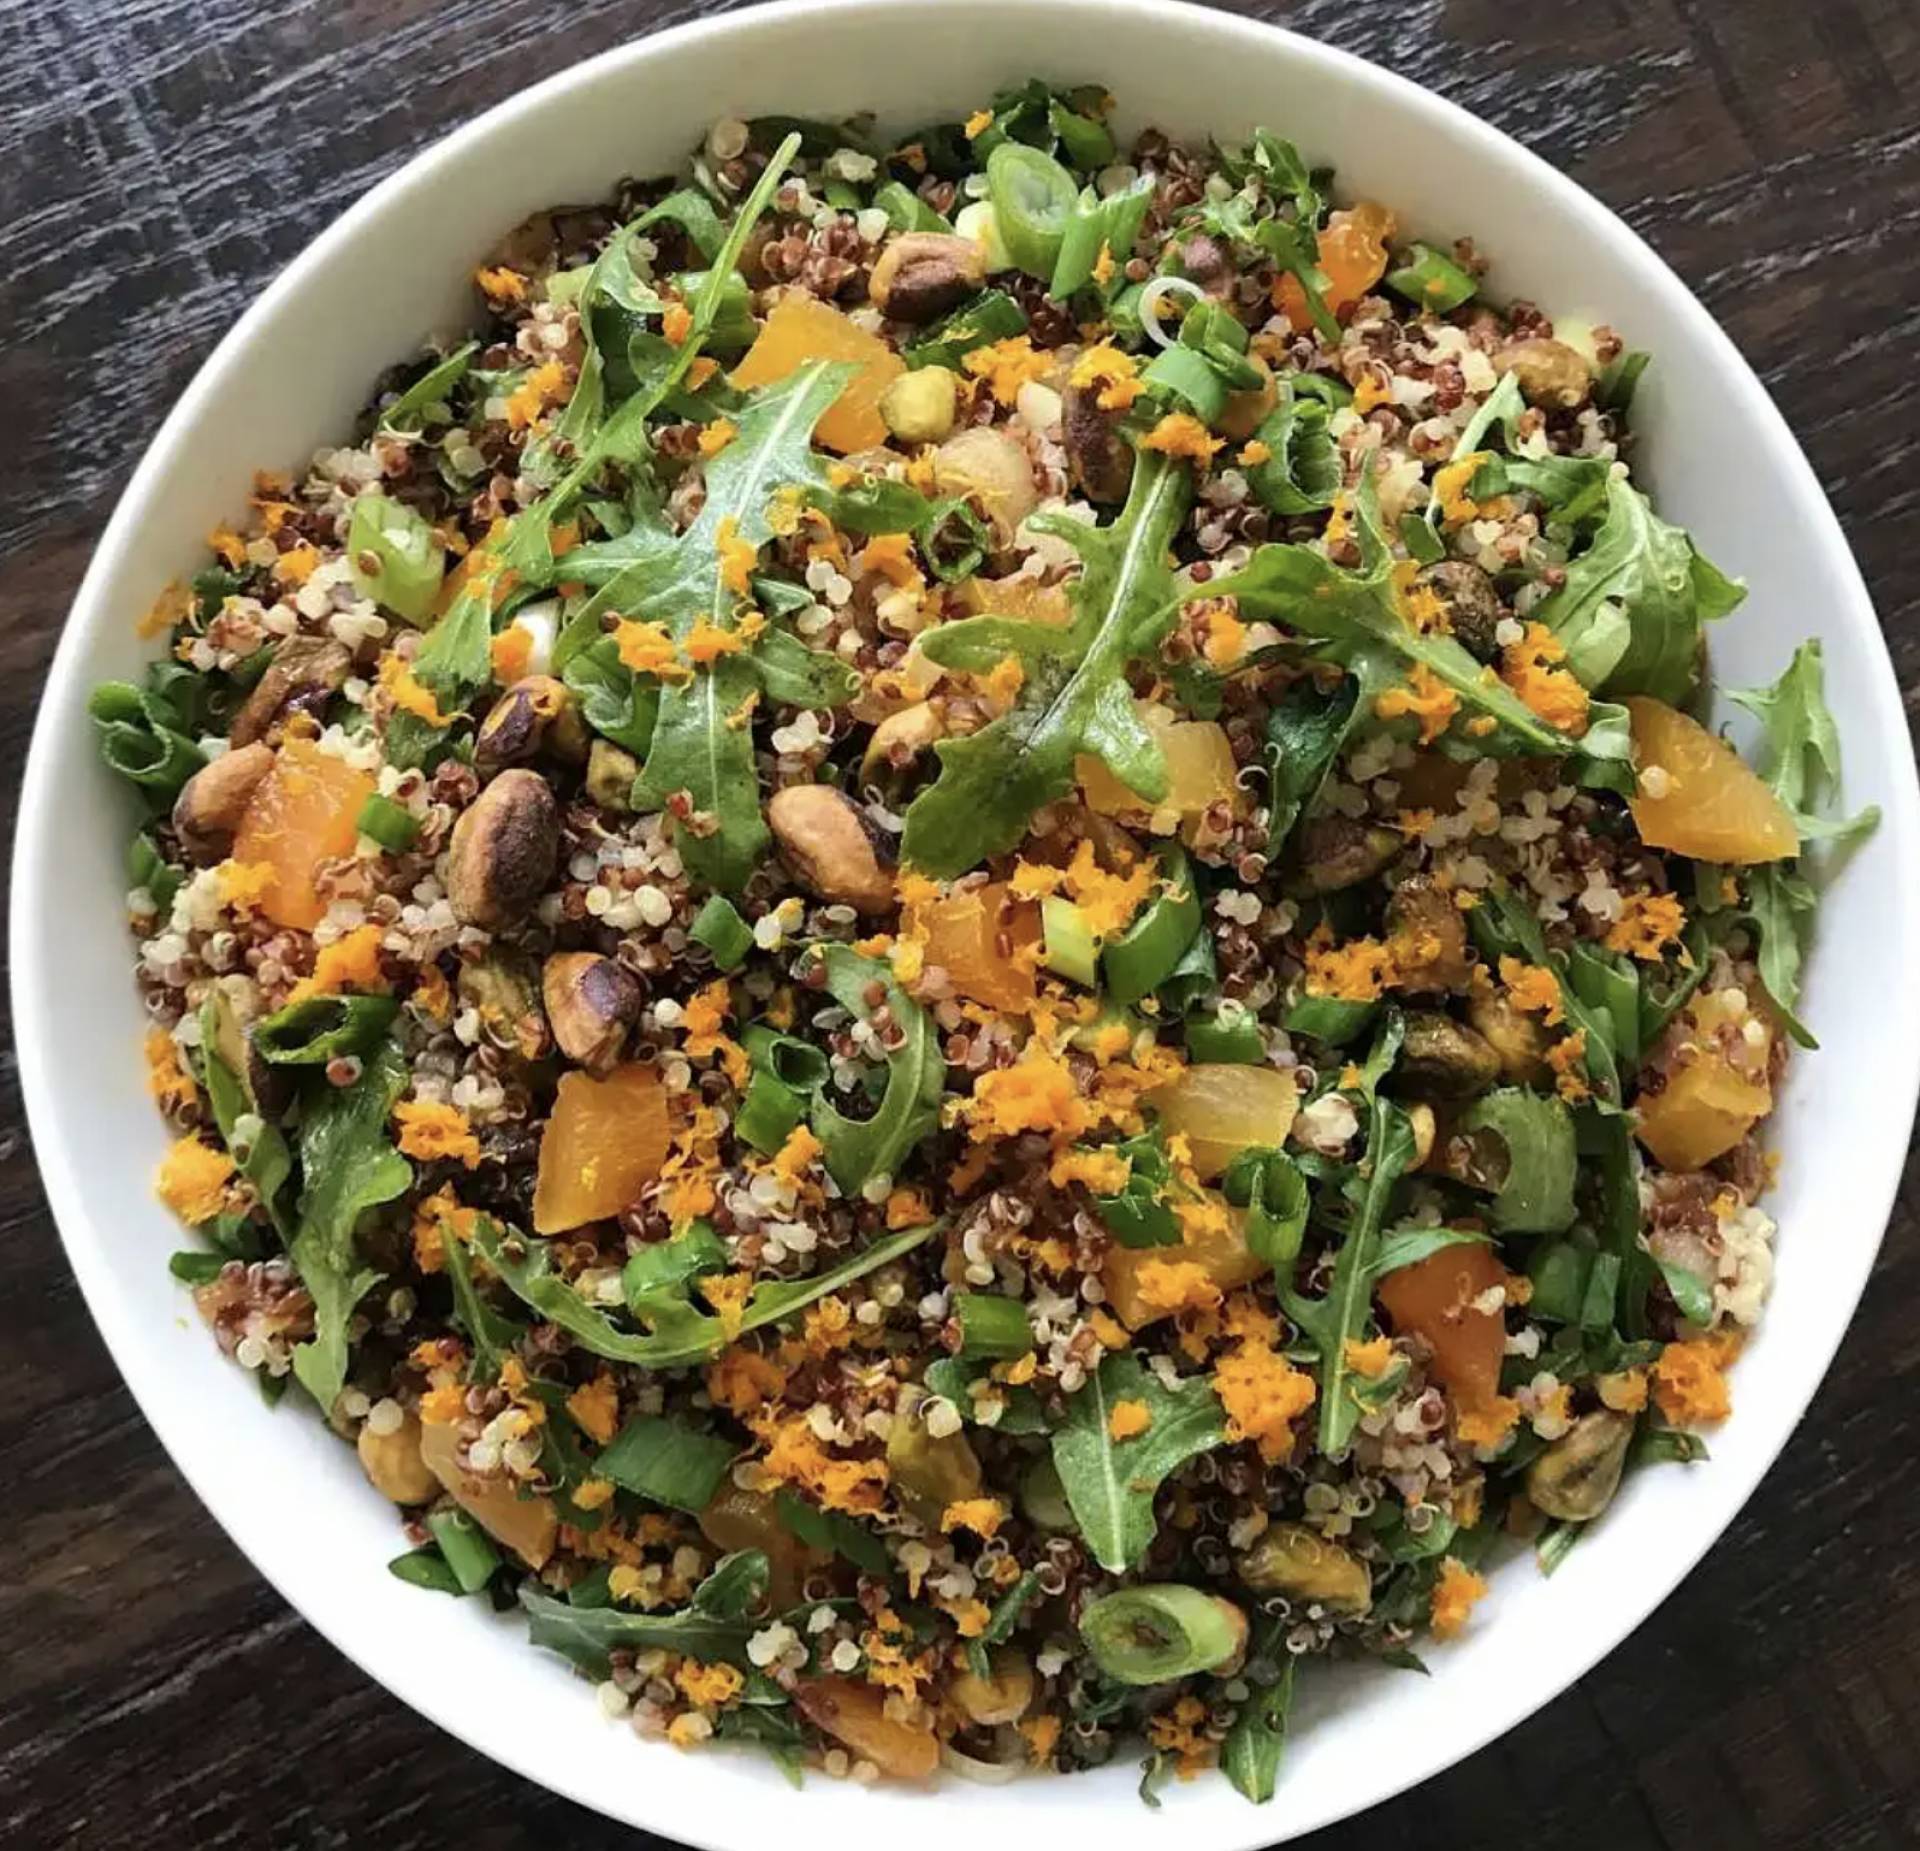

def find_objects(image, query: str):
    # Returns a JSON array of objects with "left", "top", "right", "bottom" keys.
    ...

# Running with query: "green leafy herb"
[
  {"left": 346, "top": 492, "right": 446, "bottom": 624},
  {"left": 1051, "top": 1353, "right": 1226, "bottom": 1571},
  {"left": 1222, "top": 1657, "right": 1296, "bottom": 1805},
  {"left": 1245, "top": 392, "right": 1339, "bottom": 516},
  {"left": 442, "top": 1212, "right": 521, "bottom": 1379},
  {"left": 902, "top": 450, "right": 1192, "bottom": 874},
  {"left": 1212, "top": 474, "right": 1616, "bottom": 767},
  {"left": 775, "top": 1490, "right": 892, "bottom": 1576},
  {"left": 805, "top": 945, "right": 944, "bottom": 1193},
  {"left": 967, "top": 1568, "right": 1044, "bottom": 1677},
  {"left": 1370, "top": 1224, "right": 1490, "bottom": 1283},
  {"left": 287, "top": 1043, "right": 413, "bottom": 1409},
  {"left": 1283, "top": 1084, "right": 1417, "bottom": 1456},
  {"left": 595, "top": 1413, "right": 737, "bottom": 1512},
  {"left": 1537, "top": 473, "right": 1745, "bottom": 705},
  {"left": 521, "top": 1551, "right": 771, "bottom": 1676},
  {"left": 475, "top": 1216, "right": 941, "bottom": 1369},
  {"left": 1262, "top": 675, "right": 1358, "bottom": 856},
  {"left": 196, "top": 998, "right": 292, "bottom": 1238},
  {"left": 561, "top": 637, "right": 659, "bottom": 756},
  {"left": 378, "top": 342, "right": 478, "bottom": 434},
  {"left": 251, "top": 994, "right": 400, "bottom": 1066},
  {"left": 1457, "top": 1088, "right": 1577, "bottom": 1232}
]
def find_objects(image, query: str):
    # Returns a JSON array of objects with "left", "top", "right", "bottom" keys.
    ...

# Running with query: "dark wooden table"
[{"left": 3, "top": 2, "right": 1917, "bottom": 1845}]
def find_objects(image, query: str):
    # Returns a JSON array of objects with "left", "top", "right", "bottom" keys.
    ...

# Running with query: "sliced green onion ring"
[
  {"left": 1080, "top": 1584, "right": 1247, "bottom": 1684},
  {"left": 986, "top": 142, "right": 1078, "bottom": 277}
]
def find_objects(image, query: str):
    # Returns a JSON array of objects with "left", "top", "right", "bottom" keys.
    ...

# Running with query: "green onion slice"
[{"left": 1080, "top": 1584, "right": 1247, "bottom": 1684}]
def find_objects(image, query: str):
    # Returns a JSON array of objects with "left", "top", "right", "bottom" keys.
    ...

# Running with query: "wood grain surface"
[{"left": 2, "top": 2, "right": 1917, "bottom": 1846}]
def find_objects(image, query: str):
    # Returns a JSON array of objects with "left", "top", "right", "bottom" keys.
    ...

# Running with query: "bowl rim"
[{"left": 13, "top": 0, "right": 1920, "bottom": 1842}]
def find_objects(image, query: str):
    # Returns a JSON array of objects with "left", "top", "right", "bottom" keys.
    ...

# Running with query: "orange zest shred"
[
  {"left": 1605, "top": 890, "right": 1687, "bottom": 960},
  {"left": 566, "top": 1374, "right": 621, "bottom": 1445},
  {"left": 393, "top": 1098, "right": 483, "bottom": 1169},
  {"left": 1068, "top": 342, "right": 1142, "bottom": 411},
  {"left": 1213, "top": 1339, "right": 1316, "bottom": 1462},
  {"left": 155, "top": 1136, "right": 234, "bottom": 1226},
  {"left": 378, "top": 651, "right": 452, "bottom": 726},
  {"left": 1429, "top": 1556, "right": 1488, "bottom": 1639},
  {"left": 1499, "top": 622, "right": 1589, "bottom": 736},
  {"left": 1653, "top": 1332, "right": 1739, "bottom": 1426},
  {"left": 697, "top": 418, "right": 738, "bottom": 458},
  {"left": 1499, "top": 955, "right": 1564, "bottom": 1024},
  {"left": 961, "top": 335, "right": 1052, "bottom": 406},
  {"left": 1106, "top": 1398, "right": 1152, "bottom": 1441},
  {"left": 1140, "top": 412, "right": 1222, "bottom": 464},
  {"left": 287, "top": 923, "right": 388, "bottom": 1004},
  {"left": 1375, "top": 662, "right": 1460, "bottom": 744}
]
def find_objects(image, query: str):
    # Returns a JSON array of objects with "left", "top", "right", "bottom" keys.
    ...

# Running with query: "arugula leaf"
[
  {"left": 441, "top": 1213, "right": 521, "bottom": 1380},
  {"left": 1050, "top": 1353, "right": 1225, "bottom": 1572},
  {"left": 1370, "top": 1224, "right": 1490, "bottom": 1282},
  {"left": 1457, "top": 1088, "right": 1577, "bottom": 1233},
  {"left": 287, "top": 1044, "right": 412, "bottom": 1410},
  {"left": 1221, "top": 1656, "right": 1295, "bottom": 1805},
  {"left": 806, "top": 945, "right": 944, "bottom": 1193},
  {"left": 1716, "top": 642, "right": 1877, "bottom": 1043},
  {"left": 1262, "top": 673, "right": 1358, "bottom": 855},
  {"left": 775, "top": 1490, "right": 892, "bottom": 1575},
  {"left": 585, "top": 359, "right": 857, "bottom": 890},
  {"left": 196, "top": 999, "right": 292, "bottom": 1239},
  {"left": 473, "top": 1217, "right": 941, "bottom": 1369},
  {"left": 378, "top": 341, "right": 478, "bottom": 434},
  {"left": 1728, "top": 640, "right": 1879, "bottom": 847},
  {"left": 1468, "top": 883, "right": 1624, "bottom": 1106},
  {"left": 595, "top": 1413, "right": 737, "bottom": 1512},
  {"left": 900, "top": 450, "right": 1192, "bottom": 876},
  {"left": 251, "top": 994, "right": 399, "bottom": 1066},
  {"left": 561, "top": 637, "right": 659, "bottom": 755},
  {"left": 1536, "top": 473, "right": 1744, "bottom": 705},
  {"left": 1283, "top": 1089, "right": 1417, "bottom": 1456},
  {"left": 1211, "top": 474, "right": 1614, "bottom": 767},
  {"left": 967, "top": 1569, "right": 1043, "bottom": 1678},
  {"left": 521, "top": 1551, "right": 770, "bottom": 1677}
]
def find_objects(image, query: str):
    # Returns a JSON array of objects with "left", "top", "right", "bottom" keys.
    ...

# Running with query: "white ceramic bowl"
[{"left": 15, "top": 1, "right": 1920, "bottom": 1842}]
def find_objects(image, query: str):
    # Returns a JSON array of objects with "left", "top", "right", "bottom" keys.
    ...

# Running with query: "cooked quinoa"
[{"left": 100, "top": 82, "right": 1874, "bottom": 1803}]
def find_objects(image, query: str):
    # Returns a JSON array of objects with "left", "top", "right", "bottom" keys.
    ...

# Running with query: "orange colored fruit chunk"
[
  {"left": 532, "top": 1063, "right": 671, "bottom": 1234},
  {"left": 794, "top": 1677, "right": 939, "bottom": 1781},
  {"left": 918, "top": 882, "right": 1040, "bottom": 1013},
  {"left": 731, "top": 294, "right": 905, "bottom": 453},
  {"left": 1634, "top": 990, "right": 1774, "bottom": 1170},
  {"left": 231, "top": 738, "right": 375, "bottom": 929},
  {"left": 1102, "top": 1202, "right": 1265, "bottom": 1330},
  {"left": 1626, "top": 697, "right": 1798, "bottom": 864},
  {"left": 419, "top": 1417, "right": 558, "bottom": 1567},
  {"left": 1378, "top": 1240, "right": 1509, "bottom": 1414},
  {"left": 1078, "top": 705, "right": 1239, "bottom": 828},
  {"left": 1275, "top": 201, "right": 1396, "bottom": 332},
  {"left": 1148, "top": 1063, "right": 1300, "bottom": 1180}
]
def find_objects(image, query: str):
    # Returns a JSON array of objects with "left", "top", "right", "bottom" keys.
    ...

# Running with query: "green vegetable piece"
[
  {"left": 379, "top": 341, "right": 478, "bottom": 434},
  {"left": 475, "top": 1217, "right": 941, "bottom": 1370},
  {"left": 1154, "top": 925, "right": 1217, "bottom": 1015},
  {"left": 443, "top": 1211, "right": 521, "bottom": 1379},
  {"left": 874, "top": 179, "right": 953, "bottom": 234},
  {"left": 690, "top": 894, "right": 755, "bottom": 970},
  {"left": 1051, "top": 1353, "right": 1225, "bottom": 1571},
  {"left": 355, "top": 792, "right": 420, "bottom": 852},
  {"left": 735, "top": 1068, "right": 807, "bottom": 1154},
  {"left": 775, "top": 1490, "right": 892, "bottom": 1575},
  {"left": 286, "top": 1043, "right": 412, "bottom": 1410},
  {"left": 347, "top": 491, "right": 445, "bottom": 625},
  {"left": 808, "top": 475, "right": 936, "bottom": 537},
  {"left": 743, "top": 1025, "right": 832, "bottom": 1091},
  {"left": 916, "top": 495, "right": 991, "bottom": 583},
  {"left": 1040, "top": 895, "right": 1100, "bottom": 986},
  {"left": 987, "top": 141, "right": 1078, "bottom": 277},
  {"left": 168, "top": 1250, "right": 227, "bottom": 1285},
  {"left": 1141, "top": 342, "right": 1227, "bottom": 425},
  {"left": 1080, "top": 1584, "right": 1244, "bottom": 1683},
  {"left": 622, "top": 1221, "right": 728, "bottom": 1314},
  {"left": 596, "top": 1413, "right": 737, "bottom": 1512},
  {"left": 1526, "top": 1238, "right": 1593, "bottom": 1325},
  {"left": 805, "top": 946, "right": 943, "bottom": 1194},
  {"left": 129, "top": 831, "right": 184, "bottom": 911},
  {"left": 1049, "top": 175, "right": 1153, "bottom": 299},
  {"left": 521, "top": 1551, "right": 772, "bottom": 1677},
  {"left": 1245, "top": 394, "right": 1339, "bottom": 517},
  {"left": 1222, "top": 1145, "right": 1309, "bottom": 1270},
  {"left": 902, "top": 288, "right": 1029, "bottom": 371},
  {"left": 1186, "top": 1004, "right": 1264, "bottom": 1064},
  {"left": 1536, "top": 473, "right": 1745, "bottom": 707},
  {"left": 1283, "top": 1080, "right": 1417, "bottom": 1456},
  {"left": 1654, "top": 1253, "right": 1715, "bottom": 1326},
  {"left": 1458, "top": 1088, "right": 1577, "bottom": 1233},
  {"left": 1369, "top": 1224, "right": 1492, "bottom": 1285},
  {"left": 562, "top": 638, "right": 660, "bottom": 756},
  {"left": 1282, "top": 993, "right": 1377, "bottom": 1048},
  {"left": 954, "top": 1292, "right": 1031, "bottom": 1360},
  {"left": 673, "top": 267, "right": 757, "bottom": 357},
  {"left": 1090, "top": 1132, "right": 1180, "bottom": 1249},
  {"left": 87, "top": 677, "right": 205, "bottom": 799},
  {"left": 388, "top": 1547, "right": 466, "bottom": 1596},
  {"left": 1383, "top": 242, "right": 1477, "bottom": 313},
  {"left": 1211, "top": 473, "right": 1609, "bottom": 767},
  {"left": 251, "top": 993, "right": 400, "bottom": 1066},
  {"left": 1222, "top": 1657, "right": 1296, "bottom": 1805},
  {"left": 427, "top": 1507, "right": 503, "bottom": 1593},
  {"left": 1101, "top": 842, "right": 1202, "bottom": 1004},
  {"left": 1596, "top": 349, "right": 1649, "bottom": 412}
]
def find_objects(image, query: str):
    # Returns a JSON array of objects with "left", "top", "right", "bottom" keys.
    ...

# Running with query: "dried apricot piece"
[
  {"left": 731, "top": 294, "right": 905, "bottom": 453},
  {"left": 532, "top": 1063, "right": 671, "bottom": 1234},
  {"left": 230, "top": 737, "right": 375, "bottom": 929}
]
